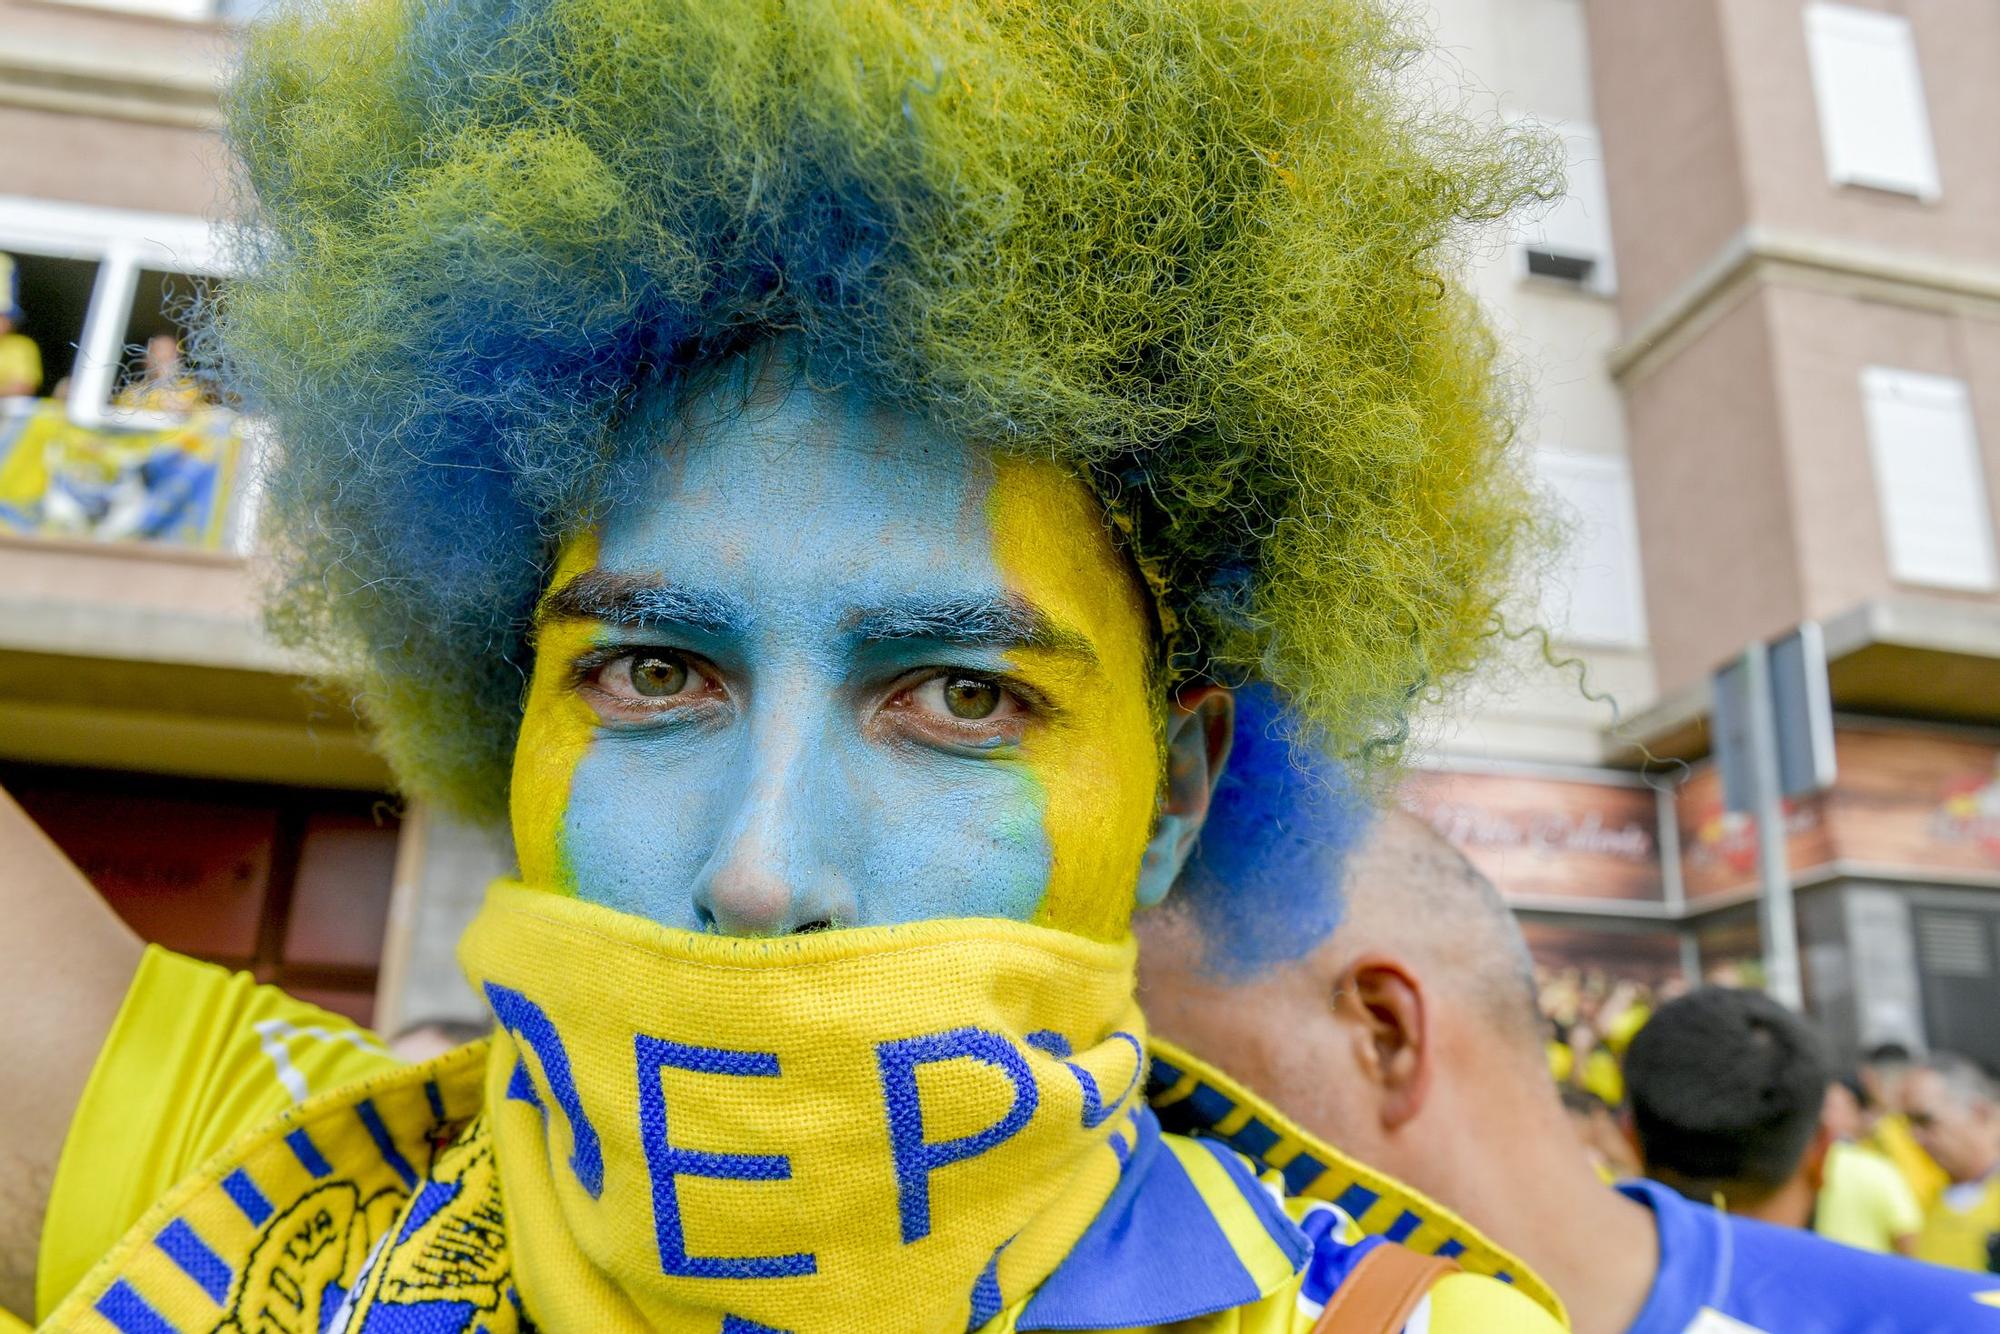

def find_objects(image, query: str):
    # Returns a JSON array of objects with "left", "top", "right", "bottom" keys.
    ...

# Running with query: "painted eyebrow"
[
  {"left": 848, "top": 593, "right": 1097, "bottom": 663},
  {"left": 534, "top": 570, "right": 749, "bottom": 638}
]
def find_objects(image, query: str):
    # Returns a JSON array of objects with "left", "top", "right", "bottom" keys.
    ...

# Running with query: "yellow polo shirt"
[
  {"left": 1868, "top": 1112, "right": 1951, "bottom": 1210},
  {"left": 1914, "top": 1174, "right": 2000, "bottom": 1273},
  {"left": 1816, "top": 1141, "right": 1923, "bottom": 1253},
  {"left": 33, "top": 946, "right": 398, "bottom": 1321},
  {"left": 0, "top": 333, "right": 41, "bottom": 396}
]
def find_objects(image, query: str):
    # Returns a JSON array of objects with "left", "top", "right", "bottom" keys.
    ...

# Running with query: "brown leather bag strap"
[{"left": 1312, "top": 1241, "right": 1461, "bottom": 1333}]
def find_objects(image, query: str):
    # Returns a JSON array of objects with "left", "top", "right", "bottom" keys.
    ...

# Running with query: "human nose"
[{"left": 691, "top": 724, "right": 857, "bottom": 936}]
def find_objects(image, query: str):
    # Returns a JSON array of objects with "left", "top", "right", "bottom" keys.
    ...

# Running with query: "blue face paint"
[
  {"left": 1170, "top": 683, "right": 1373, "bottom": 980},
  {"left": 536, "top": 377, "right": 1066, "bottom": 932}
]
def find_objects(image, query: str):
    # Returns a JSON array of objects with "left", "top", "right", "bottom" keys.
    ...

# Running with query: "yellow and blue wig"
[{"left": 210, "top": 0, "right": 1557, "bottom": 819}]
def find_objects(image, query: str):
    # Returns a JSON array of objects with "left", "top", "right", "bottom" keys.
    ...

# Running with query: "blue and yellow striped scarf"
[{"left": 44, "top": 884, "right": 1560, "bottom": 1332}]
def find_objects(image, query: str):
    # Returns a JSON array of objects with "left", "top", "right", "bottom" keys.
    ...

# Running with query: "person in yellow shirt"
[
  {"left": 0, "top": 255, "right": 43, "bottom": 399},
  {"left": 1864, "top": 1042, "right": 1953, "bottom": 1210},
  {"left": 111, "top": 333, "right": 204, "bottom": 414},
  {"left": 1907, "top": 1054, "right": 2000, "bottom": 1272},
  {"left": 1816, "top": 1077, "right": 1923, "bottom": 1255}
]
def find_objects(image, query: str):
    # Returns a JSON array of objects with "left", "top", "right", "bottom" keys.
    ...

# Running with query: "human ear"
[
  {"left": 1618, "top": 1108, "right": 1645, "bottom": 1168},
  {"left": 1342, "top": 957, "right": 1431, "bottom": 1131},
  {"left": 1134, "top": 685, "right": 1234, "bottom": 908},
  {"left": 1803, "top": 1122, "right": 1835, "bottom": 1194}
]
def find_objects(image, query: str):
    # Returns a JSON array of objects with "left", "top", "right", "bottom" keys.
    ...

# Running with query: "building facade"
[
  {"left": 7, "top": 0, "right": 2000, "bottom": 1060},
  {"left": 0, "top": 0, "right": 510, "bottom": 1030},
  {"left": 1588, "top": 0, "right": 2000, "bottom": 1066},
  {"left": 1411, "top": 0, "right": 2000, "bottom": 1067}
]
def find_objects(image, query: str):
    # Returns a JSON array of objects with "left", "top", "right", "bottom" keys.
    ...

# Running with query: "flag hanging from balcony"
[{"left": 0, "top": 400, "right": 244, "bottom": 549}]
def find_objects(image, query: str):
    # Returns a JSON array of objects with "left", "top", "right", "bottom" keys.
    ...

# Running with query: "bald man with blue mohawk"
[{"left": 1139, "top": 693, "right": 2000, "bottom": 1333}]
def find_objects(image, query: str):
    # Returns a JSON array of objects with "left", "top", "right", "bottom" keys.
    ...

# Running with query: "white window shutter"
[
  {"left": 1804, "top": 4, "right": 1942, "bottom": 200},
  {"left": 1861, "top": 368, "right": 1997, "bottom": 591},
  {"left": 1535, "top": 451, "right": 1648, "bottom": 648}
]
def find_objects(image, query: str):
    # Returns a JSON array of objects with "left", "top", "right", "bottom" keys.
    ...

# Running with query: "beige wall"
[
  {"left": 0, "top": 106, "right": 227, "bottom": 216},
  {"left": 1593, "top": 0, "right": 2000, "bottom": 696},
  {"left": 1718, "top": 0, "right": 2000, "bottom": 267},
  {"left": 1624, "top": 289, "right": 1804, "bottom": 690},
  {"left": 0, "top": 0, "right": 232, "bottom": 215},
  {"left": 1584, "top": 0, "right": 1748, "bottom": 325},
  {"left": 1765, "top": 290, "right": 2000, "bottom": 623},
  {"left": 1592, "top": 0, "right": 2000, "bottom": 331},
  {"left": 0, "top": 536, "right": 389, "bottom": 787}
]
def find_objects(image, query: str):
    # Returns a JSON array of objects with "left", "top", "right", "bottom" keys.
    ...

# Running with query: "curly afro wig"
[{"left": 215, "top": 0, "right": 1558, "bottom": 821}]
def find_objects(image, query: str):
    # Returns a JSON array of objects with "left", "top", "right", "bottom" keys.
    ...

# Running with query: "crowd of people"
[
  {"left": 1528, "top": 951, "right": 2000, "bottom": 1278},
  {"left": 1540, "top": 966, "right": 1662, "bottom": 1116}
]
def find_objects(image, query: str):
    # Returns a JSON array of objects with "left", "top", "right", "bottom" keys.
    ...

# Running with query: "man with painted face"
[{"left": 0, "top": 1, "right": 1568, "bottom": 1330}]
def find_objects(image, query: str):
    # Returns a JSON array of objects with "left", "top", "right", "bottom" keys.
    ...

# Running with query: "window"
[
  {"left": 1, "top": 251, "right": 99, "bottom": 400},
  {"left": 0, "top": 196, "right": 225, "bottom": 421},
  {"left": 1804, "top": 4, "right": 1942, "bottom": 201},
  {"left": 1518, "top": 124, "right": 1617, "bottom": 296},
  {"left": 45, "top": 0, "right": 275, "bottom": 21},
  {"left": 1535, "top": 450, "right": 1648, "bottom": 647},
  {"left": 0, "top": 196, "right": 255, "bottom": 551},
  {"left": 1861, "top": 368, "right": 1997, "bottom": 591}
]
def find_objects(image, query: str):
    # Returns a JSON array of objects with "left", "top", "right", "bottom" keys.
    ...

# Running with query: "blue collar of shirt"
[
  {"left": 1619, "top": 1174, "right": 2000, "bottom": 1332},
  {"left": 1018, "top": 1106, "right": 1308, "bottom": 1330},
  {"left": 1617, "top": 1177, "right": 1727, "bottom": 1334}
]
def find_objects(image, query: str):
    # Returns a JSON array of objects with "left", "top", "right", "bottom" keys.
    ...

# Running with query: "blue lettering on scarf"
[
  {"left": 636, "top": 1036, "right": 818, "bottom": 1279},
  {"left": 1025, "top": 1030, "right": 1143, "bottom": 1130},
  {"left": 485, "top": 982, "right": 605, "bottom": 1197},
  {"left": 877, "top": 1028, "right": 1039, "bottom": 1244}
]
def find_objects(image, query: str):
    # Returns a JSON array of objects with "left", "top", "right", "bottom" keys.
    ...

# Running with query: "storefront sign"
[
  {"left": 1402, "top": 769, "right": 1662, "bottom": 902},
  {"left": 1677, "top": 724, "right": 2000, "bottom": 896}
]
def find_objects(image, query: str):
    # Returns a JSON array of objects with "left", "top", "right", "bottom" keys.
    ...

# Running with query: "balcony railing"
[{"left": 0, "top": 395, "right": 254, "bottom": 552}]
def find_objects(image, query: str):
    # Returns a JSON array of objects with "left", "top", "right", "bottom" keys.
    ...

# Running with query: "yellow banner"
[{"left": 0, "top": 400, "right": 243, "bottom": 549}]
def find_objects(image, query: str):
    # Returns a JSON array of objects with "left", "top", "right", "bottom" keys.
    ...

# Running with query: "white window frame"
[
  {"left": 39, "top": 0, "right": 218, "bottom": 20},
  {"left": 1515, "top": 122, "right": 1618, "bottom": 298},
  {"left": 1803, "top": 3, "right": 1943, "bottom": 202},
  {"left": 1533, "top": 449, "right": 1648, "bottom": 649},
  {"left": 0, "top": 194, "right": 233, "bottom": 432},
  {"left": 0, "top": 194, "right": 260, "bottom": 550},
  {"left": 1860, "top": 367, "right": 1998, "bottom": 592}
]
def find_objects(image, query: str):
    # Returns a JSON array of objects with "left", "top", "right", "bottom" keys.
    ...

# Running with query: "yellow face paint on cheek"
[
  {"left": 986, "top": 456, "right": 1162, "bottom": 941},
  {"left": 510, "top": 532, "right": 604, "bottom": 894}
]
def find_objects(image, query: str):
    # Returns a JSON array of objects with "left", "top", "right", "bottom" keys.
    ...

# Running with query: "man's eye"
[
  {"left": 587, "top": 650, "right": 707, "bottom": 704},
  {"left": 910, "top": 674, "right": 1023, "bottom": 723},
  {"left": 630, "top": 653, "right": 688, "bottom": 697}
]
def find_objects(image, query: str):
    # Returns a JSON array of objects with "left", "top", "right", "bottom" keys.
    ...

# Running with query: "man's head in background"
[
  {"left": 1862, "top": 1041, "right": 1918, "bottom": 1113},
  {"left": 143, "top": 332, "right": 181, "bottom": 380},
  {"left": 1135, "top": 708, "right": 1552, "bottom": 1196},
  {"left": 1136, "top": 688, "right": 1552, "bottom": 1192},
  {"left": 1136, "top": 736, "right": 1661, "bottom": 1334},
  {"left": 1622, "top": 986, "right": 1832, "bottom": 1226},
  {"left": 1903, "top": 1053, "right": 2000, "bottom": 1187},
  {"left": 1823, "top": 1073, "right": 1871, "bottom": 1143}
]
